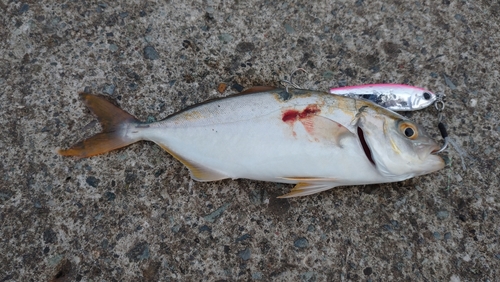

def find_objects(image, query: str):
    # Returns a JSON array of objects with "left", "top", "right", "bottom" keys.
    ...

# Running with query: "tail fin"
[{"left": 58, "top": 93, "right": 141, "bottom": 158}]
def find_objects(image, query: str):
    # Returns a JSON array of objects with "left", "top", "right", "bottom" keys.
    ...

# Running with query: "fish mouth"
[
  {"left": 431, "top": 146, "right": 440, "bottom": 154},
  {"left": 357, "top": 127, "right": 375, "bottom": 166},
  {"left": 431, "top": 141, "right": 447, "bottom": 155}
]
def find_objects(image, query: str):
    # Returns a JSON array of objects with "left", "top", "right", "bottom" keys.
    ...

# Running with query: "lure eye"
[
  {"left": 399, "top": 121, "right": 418, "bottom": 140},
  {"left": 423, "top": 92, "right": 432, "bottom": 100}
]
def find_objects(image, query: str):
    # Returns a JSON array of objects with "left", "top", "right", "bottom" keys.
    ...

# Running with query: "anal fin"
[
  {"left": 158, "top": 144, "right": 229, "bottom": 181},
  {"left": 277, "top": 182, "right": 336, "bottom": 198},
  {"left": 280, "top": 177, "right": 338, "bottom": 182},
  {"left": 186, "top": 161, "right": 229, "bottom": 181}
]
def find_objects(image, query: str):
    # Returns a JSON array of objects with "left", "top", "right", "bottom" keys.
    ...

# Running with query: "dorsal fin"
[{"left": 239, "top": 86, "right": 276, "bottom": 94}]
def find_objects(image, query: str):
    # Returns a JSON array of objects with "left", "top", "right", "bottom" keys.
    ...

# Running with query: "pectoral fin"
[
  {"left": 307, "top": 116, "right": 352, "bottom": 145},
  {"left": 277, "top": 181, "right": 337, "bottom": 198}
]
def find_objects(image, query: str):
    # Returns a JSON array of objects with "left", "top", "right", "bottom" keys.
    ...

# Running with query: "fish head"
[
  {"left": 357, "top": 107, "right": 445, "bottom": 180},
  {"left": 408, "top": 88, "right": 437, "bottom": 110}
]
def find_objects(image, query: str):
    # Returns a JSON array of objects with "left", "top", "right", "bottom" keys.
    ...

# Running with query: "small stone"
[
  {"left": 301, "top": 271, "right": 316, "bottom": 282},
  {"left": 146, "top": 115, "right": 156, "bottom": 123},
  {"left": 443, "top": 74, "right": 457, "bottom": 90},
  {"left": 203, "top": 203, "right": 230, "bottom": 223},
  {"left": 218, "top": 33, "right": 233, "bottom": 43},
  {"left": 238, "top": 248, "right": 251, "bottom": 260},
  {"left": 454, "top": 14, "right": 465, "bottom": 22},
  {"left": 109, "top": 44, "right": 118, "bottom": 52},
  {"left": 382, "top": 224, "right": 393, "bottom": 232},
  {"left": 171, "top": 224, "right": 181, "bottom": 233},
  {"left": 0, "top": 191, "right": 12, "bottom": 202},
  {"left": 86, "top": 176, "right": 100, "bottom": 188},
  {"left": 105, "top": 191, "right": 116, "bottom": 201},
  {"left": 43, "top": 228, "right": 57, "bottom": 244},
  {"left": 462, "top": 254, "right": 471, "bottom": 262},
  {"left": 236, "top": 234, "right": 251, "bottom": 242},
  {"left": 217, "top": 83, "right": 227, "bottom": 94},
  {"left": 430, "top": 72, "right": 438, "bottom": 78},
  {"left": 126, "top": 242, "right": 150, "bottom": 262},
  {"left": 48, "top": 254, "right": 63, "bottom": 266},
  {"left": 154, "top": 169, "right": 165, "bottom": 178},
  {"left": 102, "top": 84, "right": 115, "bottom": 95},
  {"left": 144, "top": 46, "right": 159, "bottom": 60},
  {"left": 363, "top": 267, "right": 373, "bottom": 275},
  {"left": 125, "top": 170, "right": 137, "bottom": 184},
  {"left": 323, "top": 71, "right": 334, "bottom": 80},
  {"left": 436, "top": 210, "right": 450, "bottom": 220},
  {"left": 390, "top": 220, "right": 399, "bottom": 228},
  {"left": 294, "top": 237, "right": 309, "bottom": 248},
  {"left": 119, "top": 12, "right": 129, "bottom": 18},
  {"left": 232, "top": 83, "right": 244, "bottom": 92},
  {"left": 251, "top": 272, "right": 263, "bottom": 280},
  {"left": 19, "top": 3, "right": 29, "bottom": 14},
  {"left": 128, "top": 83, "right": 138, "bottom": 90},
  {"left": 444, "top": 232, "right": 452, "bottom": 240},
  {"left": 433, "top": 232, "right": 441, "bottom": 240},
  {"left": 470, "top": 99, "right": 477, "bottom": 107},
  {"left": 283, "top": 23, "right": 295, "bottom": 34},
  {"left": 236, "top": 42, "right": 255, "bottom": 53},
  {"left": 198, "top": 225, "right": 212, "bottom": 233}
]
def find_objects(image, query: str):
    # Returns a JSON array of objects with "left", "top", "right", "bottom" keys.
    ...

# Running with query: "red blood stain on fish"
[
  {"left": 282, "top": 105, "right": 321, "bottom": 136},
  {"left": 282, "top": 105, "right": 320, "bottom": 123}
]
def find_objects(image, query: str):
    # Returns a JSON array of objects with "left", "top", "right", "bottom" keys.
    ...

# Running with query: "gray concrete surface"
[{"left": 1, "top": 0, "right": 499, "bottom": 281}]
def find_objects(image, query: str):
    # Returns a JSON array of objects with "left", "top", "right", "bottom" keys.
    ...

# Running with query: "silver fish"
[
  {"left": 329, "top": 83, "right": 437, "bottom": 111},
  {"left": 59, "top": 88, "right": 444, "bottom": 198}
]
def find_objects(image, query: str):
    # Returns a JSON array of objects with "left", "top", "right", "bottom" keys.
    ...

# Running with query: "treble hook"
[
  {"left": 432, "top": 93, "right": 448, "bottom": 154},
  {"left": 433, "top": 122, "right": 449, "bottom": 154},
  {"left": 281, "top": 68, "right": 307, "bottom": 93}
]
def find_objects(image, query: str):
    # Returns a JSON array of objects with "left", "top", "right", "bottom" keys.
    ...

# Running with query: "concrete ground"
[{"left": 1, "top": 0, "right": 499, "bottom": 281}]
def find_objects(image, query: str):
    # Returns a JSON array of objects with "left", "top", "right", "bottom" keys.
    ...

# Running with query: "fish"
[
  {"left": 329, "top": 83, "right": 437, "bottom": 111},
  {"left": 59, "top": 88, "right": 445, "bottom": 198}
]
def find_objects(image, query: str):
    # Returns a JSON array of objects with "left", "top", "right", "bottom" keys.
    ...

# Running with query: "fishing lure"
[{"left": 329, "top": 84, "right": 437, "bottom": 111}]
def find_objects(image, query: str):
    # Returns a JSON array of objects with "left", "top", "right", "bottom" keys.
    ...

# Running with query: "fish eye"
[
  {"left": 404, "top": 128, "right": 414, "bottom": 137},
  {"left": 398, "top": 121, "right": 418, "bottom": 140},
  {"left": 423, "top": 92, "right": 432, "bottom": 100}
]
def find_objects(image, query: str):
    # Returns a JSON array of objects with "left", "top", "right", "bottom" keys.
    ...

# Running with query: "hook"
[{"left": 281, "top": 68, "right": 308, "bottom": 93}]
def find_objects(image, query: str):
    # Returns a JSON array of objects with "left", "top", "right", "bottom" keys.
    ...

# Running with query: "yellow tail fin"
[{"left": 58, "top": 93, "right": 141, "bottom": 158}]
